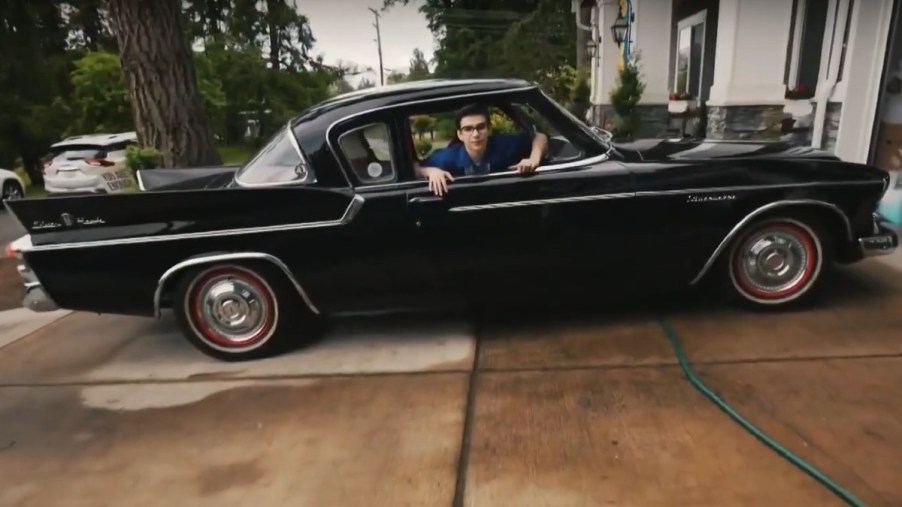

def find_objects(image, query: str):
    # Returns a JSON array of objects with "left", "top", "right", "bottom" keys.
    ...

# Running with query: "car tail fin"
[{"left": 2, "top": 194, "right": 99, "bottom": 235}]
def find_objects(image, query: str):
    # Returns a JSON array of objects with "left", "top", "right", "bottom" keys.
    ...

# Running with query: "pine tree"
[{"left": 609, "top": 57, "right": 645, "bottom": 141}]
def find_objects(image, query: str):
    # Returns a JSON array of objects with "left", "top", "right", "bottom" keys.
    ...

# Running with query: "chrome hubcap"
[
  {"left": 737, "top": 229, "right": 810, "bottom": 293},
  {"left": 196, "top": 275, "right": 270, "bottom": 344},
  {"left": 3, "top": 186, "right": 21, "bottom": 200}
]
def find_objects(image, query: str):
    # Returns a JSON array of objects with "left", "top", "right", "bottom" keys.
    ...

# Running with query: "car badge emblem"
[{"left": 60, "top": 213, "right": 74, "bottom": 227}]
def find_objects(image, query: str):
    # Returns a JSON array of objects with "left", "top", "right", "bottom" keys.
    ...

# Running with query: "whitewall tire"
[
  {"left": 173, "top": 263, "right": 304, "bottom": 361},
  {"left": 725, "top": 218, "right": 827, "bottom": 308}
]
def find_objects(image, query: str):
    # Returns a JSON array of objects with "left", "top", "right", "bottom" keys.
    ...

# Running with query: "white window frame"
[
  {"left": 671, "top": 10, "right": 707, "bottom": 99},
  {"left": 785, "top": 0, "right": 855, "bottom": 101}
]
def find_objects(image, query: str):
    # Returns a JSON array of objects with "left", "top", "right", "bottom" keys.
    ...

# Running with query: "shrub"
[
  {"left": 125, "top": 145, "right": 162, "bottom": 172},
  {"left": 415, "top": 139, "right": 433, "bottom": 157}
]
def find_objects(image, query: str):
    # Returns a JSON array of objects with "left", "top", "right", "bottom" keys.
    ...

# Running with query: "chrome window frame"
[
  {"left": 233, "top": 122, "right": 317, "bottom": 189},
  {"left": 323, "top": 85, "right": 614, "bottom": 193},
  {"left": 335, "top": 121, "right": 400, "bottom": 186}
]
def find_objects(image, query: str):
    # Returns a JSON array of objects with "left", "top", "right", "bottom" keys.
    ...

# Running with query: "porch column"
[
  {"left": 594, "top": 1, "right": 621, "bottom": 108},
  {"left": 703, "top": 0, "right": 795, "bottom": 139},
  {"left": 834, "top": 0, "right": 897, "bottom": 163},
  {"left": 706, "top": 0, "right": 795, "bottom": 106},
  {"left": 633, "top": 0, "right": 673, "bottom": 104}
]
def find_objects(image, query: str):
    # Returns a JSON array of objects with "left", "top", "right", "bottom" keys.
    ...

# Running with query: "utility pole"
[{"left": 368, "top": 7, "right": 385, "bottom": 85}]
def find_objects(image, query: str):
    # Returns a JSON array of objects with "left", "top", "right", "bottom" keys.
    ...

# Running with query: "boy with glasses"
[{"left": 415, "top": 103, "right": 548, "bottom": 196}]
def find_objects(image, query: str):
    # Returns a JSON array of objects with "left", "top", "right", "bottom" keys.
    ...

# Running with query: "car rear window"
[{"left": 49, "top": 145, "right": 106, "bottom": 161}]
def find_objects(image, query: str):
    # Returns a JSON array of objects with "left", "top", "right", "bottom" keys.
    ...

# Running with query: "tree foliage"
[
  {"left": 0, "top": 0, "right": 344, "bottom": 177},
  {"left": 382, "top": 0, "right": 576, "bottom": 103}
]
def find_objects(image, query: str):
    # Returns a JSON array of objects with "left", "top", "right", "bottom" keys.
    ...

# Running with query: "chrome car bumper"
[
  {"left": 7, "top": 236, "right": 60, "bottom": 312},
  {"left": 858, "top": 215, "right": 899, "bottom": 257}
]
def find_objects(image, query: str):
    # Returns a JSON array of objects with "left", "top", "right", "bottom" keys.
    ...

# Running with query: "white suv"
[{"left": 43, "top": 132, "right": 140, "bottom": 195}]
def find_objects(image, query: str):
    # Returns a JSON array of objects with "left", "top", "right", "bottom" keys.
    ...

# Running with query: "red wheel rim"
[
  {"left": 731, "top": 221, "right": 819, "bottom": 300},
  {"left": 186, "top": 267, "right": 277, "bottom": 349}
]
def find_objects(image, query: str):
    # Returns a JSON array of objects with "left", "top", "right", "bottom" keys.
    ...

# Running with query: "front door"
[{"left": 407, "top": 162, "right": 640, "bottom": 305}]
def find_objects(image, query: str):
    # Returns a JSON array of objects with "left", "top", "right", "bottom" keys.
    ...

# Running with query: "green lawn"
[{"left": 217, "top": 144, "right": 254, "bottom": 165}]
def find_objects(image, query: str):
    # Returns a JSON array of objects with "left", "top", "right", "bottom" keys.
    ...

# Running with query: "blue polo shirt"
[{"left": 422, "top": 132, "right": 533, "bottom": 177}]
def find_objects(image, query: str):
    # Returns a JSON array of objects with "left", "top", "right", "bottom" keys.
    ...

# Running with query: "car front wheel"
[
  {"left": 172, "top": 262, "right": 311, "bottom": 361},
  {"left": 724, "top": 217, "right": 828, "bottom": 308}
]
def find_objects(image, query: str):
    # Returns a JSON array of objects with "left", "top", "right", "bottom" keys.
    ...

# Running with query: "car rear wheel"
[
  {"left": 173, "top": 263, "right": 313, "bottom": 361},
  {"left": 723, "top": 217, "right": 828, "bottom": 308}
]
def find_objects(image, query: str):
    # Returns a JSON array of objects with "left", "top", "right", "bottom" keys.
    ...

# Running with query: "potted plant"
[
  {"left": 783, "top": 84, "right": 814, "bottom": 117},
  {"left": 668, "top": 91, "right": 696, "bottom": 114}
]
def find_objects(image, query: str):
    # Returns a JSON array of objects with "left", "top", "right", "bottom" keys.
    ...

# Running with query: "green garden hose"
[{"left": 656, "top": 318, "right": 867, "bottom": 507}]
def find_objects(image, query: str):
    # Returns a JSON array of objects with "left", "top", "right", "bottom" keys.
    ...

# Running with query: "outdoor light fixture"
[
  {"left": 610, "top": 12, "right": 630, "bottom": 45},
  {"left": 586, "top": 39, "right": 598, "bottom": 57}
]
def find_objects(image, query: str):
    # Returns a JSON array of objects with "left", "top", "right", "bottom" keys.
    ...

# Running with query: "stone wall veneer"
[{"left": 705, "top": 105, "right": 786, "bottom": 140}]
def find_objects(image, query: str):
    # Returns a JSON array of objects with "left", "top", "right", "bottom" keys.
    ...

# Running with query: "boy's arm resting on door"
[
  {"left": 503, "top": 132, "right": 548, "bottom": 172},
  {"left": 415, "top": 148, "right": 453, "bottom": 178},
  {"left": 415, "top": 148, "right": 456, "bottom": 196},
  {"left": 529, "top": 132, "right": 549, "bottom": 163}
]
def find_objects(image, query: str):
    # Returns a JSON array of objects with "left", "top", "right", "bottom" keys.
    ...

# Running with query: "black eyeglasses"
[{"left": 459, "top": 122, "right": 488, "bottom": 134}]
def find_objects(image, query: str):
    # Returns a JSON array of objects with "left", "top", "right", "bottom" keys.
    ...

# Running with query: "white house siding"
[{"left": 579, "top": 0, "right": 897, "bottom": 164}]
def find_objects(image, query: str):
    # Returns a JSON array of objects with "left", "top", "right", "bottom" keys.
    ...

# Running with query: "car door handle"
[{"left": 409, "top": 196, "right": 444, "bottom": 204}]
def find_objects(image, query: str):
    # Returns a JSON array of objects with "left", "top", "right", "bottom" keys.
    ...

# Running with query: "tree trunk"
[
  {"left": 266, "top": 0, "right": 281, "bottom": 70},
  {"left": 107, "top": 0, "right": 222, "bottom": 168}
]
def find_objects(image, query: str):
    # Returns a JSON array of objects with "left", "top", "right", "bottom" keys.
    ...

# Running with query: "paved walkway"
[{"left": 1, "top": 259, "right": 901, "bottom": 506}]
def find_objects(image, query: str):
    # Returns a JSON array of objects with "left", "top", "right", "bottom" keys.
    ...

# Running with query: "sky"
[{"left": 299, "top": 0, "right": 436, "bottom": 88}]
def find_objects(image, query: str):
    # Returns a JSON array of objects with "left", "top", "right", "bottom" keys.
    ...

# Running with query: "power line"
[{"left": 368, "top": 7, "right": 384, "bottom": 86}]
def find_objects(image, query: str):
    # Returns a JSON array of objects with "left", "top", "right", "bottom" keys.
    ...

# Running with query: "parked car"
[
  {"left": 0, "top": 168, "right": 25, "bottom": 202},
  {"left": 42, "top": 131, "right": 139, "bottom": 195},
  {"left": 3, "top": 79, "right": 898, "bottom": 361}
]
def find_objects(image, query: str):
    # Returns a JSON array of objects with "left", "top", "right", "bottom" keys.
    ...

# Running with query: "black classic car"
[{"left": 4, "top": 78, "right": 899, "bottom": 360}]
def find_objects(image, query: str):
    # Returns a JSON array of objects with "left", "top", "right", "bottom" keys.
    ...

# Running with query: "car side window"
[
  {"left": 235, "top": 127, "right": 316, "bottom": 186},
  {"left": 338, "top": 122, "right": 397, "bottom": 185},
  {"left": 407, "top": 107, "right": 524, "bottom": 163}
]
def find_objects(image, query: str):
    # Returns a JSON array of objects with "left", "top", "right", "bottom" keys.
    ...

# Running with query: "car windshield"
[
  {"left": 539, "top": 90, "right": 613, "bottom": 149},
  {"left": 234, "top": 124, "right": 315, "bottom": 186}
]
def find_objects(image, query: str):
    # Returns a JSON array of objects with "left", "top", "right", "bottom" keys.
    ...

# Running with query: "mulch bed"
[{"left": 0, "top": 257, "right": 24, "bottom": 311}]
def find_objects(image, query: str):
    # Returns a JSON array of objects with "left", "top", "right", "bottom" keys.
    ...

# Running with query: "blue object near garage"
[{"left": 878, "top": 171, "right": 902, "bottom": 225}]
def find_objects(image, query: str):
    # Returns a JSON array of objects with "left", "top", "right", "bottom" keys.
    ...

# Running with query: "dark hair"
[{"left": 454, "top": 103, "right": 491, "bottom": 130}]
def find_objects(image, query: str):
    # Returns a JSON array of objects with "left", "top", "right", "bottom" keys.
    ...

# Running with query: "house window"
[
  {"left": 835, "top": 0, "right": 855, "bottom": 81},
  {"left": 785, "top": 0, "right": 855, "bottom": 93},
  {"left": 672, "top": 11, "right": 706, "bottom": 99}
]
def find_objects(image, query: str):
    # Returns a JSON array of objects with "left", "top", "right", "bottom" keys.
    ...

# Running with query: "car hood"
[{"left": 612, "top": 138, "right": 840, "bottom": 162}]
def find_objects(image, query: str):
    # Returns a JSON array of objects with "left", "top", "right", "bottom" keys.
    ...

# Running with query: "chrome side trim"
[
  {"left": 635, "top": 179, "right": 883, "bottom": 197},
  {"left": 153, "top": 252, "right": 319, "bottom": 318},
  {"left": 689, "top": 199, "right": 854, "bottom": 285},
  {"left": 22, "top": 194, "right": 365, "bottom": 253},
  {"left": 367, "top": 178, "right": 881, "bottom": 200},
  {"left": 136, "top": 170, "right": 146, "bottom": 191},
  {"left": 449, "top": 192, "right": 634, "bottom": 212},
  {"left": 352, "top": 153, "right": 613, "bottom": 193},
  {"left": 447, "top": 153, "right": 612, "bottom": 181}
]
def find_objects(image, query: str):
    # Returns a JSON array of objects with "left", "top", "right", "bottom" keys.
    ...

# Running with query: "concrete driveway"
[
  {"left": 0, "top": 208, "right": 25, "bottom": 251},
  {"left": 1, "top": 259, "right": 902, "bottom": 506}
]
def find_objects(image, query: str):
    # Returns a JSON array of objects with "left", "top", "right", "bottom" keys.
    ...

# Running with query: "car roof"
[
  {"left": 51, "top": 131, "right": 138, "bottom": 148},
  {"left": 292, "top": 78, "right": 536, "bottom": 125}
]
